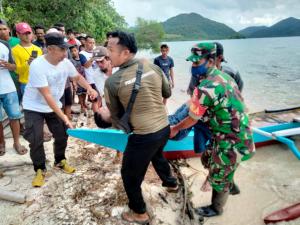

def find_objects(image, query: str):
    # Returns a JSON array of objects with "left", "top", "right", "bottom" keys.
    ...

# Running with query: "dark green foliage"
[
  {"left": 162, "top": 13, "right": 242, "bottom": 41},
  {"left": 2, "top": 0, "right": 126, "bottom": 42},
  {"left": 133, "top": 18, "right": 165, "bottom": 53}
]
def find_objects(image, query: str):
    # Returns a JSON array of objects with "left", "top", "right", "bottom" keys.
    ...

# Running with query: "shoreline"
[{"left": 0, "top": 104, "right": 300, "bottom": 225}]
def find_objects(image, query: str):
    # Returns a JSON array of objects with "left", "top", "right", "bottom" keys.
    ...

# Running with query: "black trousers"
[
  {"left": 23, "top": 110, "right": 68, "bottom": 171},
  {"left": 121, "top": 125, "right": 177, "bottom": 214}
]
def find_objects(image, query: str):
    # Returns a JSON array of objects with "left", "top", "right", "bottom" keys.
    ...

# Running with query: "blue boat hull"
[{"left": 67, "top": 122, "right": 300, "bottom": 159}]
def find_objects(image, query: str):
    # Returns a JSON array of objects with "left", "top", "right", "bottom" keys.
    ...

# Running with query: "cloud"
[{"left": 111, "top": 0, "right": 300, "bottom": 30}]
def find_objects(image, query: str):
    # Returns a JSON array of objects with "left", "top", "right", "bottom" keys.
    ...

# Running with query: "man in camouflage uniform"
[{"left": 170, "top": 42, "right": 255, "bottom": 217}]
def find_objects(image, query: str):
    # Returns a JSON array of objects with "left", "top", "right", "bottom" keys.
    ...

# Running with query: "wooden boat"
[
  {"left": 67, "top": 108, "right": 300, "bottom": 160},
  {"left": 264, "top": 202, "right": 300, "bottom": 224}
]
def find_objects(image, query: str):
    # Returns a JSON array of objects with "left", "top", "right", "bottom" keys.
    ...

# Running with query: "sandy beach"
[{"left": 0, "top": 103, "right": 300, "bottom": 225}]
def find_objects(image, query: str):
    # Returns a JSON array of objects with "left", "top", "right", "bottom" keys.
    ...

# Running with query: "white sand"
[
  {"left": 183, "top": 137, "right": 300, "bottom": 225},
  {"left": 1, "top": 106, "right": 300, "bottom": 225}
]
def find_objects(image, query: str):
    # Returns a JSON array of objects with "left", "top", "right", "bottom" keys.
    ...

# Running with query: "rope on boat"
[{"left": 170, "top": 160, "right": 202, "bottom": 225}]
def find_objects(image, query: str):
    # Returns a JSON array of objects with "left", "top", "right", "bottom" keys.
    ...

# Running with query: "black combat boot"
[
  {"left": 230, "top": 182, "right": 240, "bottom": 195},
  {"left": 195, "top": 189, "right": 229, "bottom": 217}
]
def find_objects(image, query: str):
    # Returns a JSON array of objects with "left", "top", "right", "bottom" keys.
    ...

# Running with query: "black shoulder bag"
[{"left": 116, "top": 62, "right": 143, "bottom": 133}]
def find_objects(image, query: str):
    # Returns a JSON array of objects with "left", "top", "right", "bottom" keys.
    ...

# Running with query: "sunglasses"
[
  {"left": 95, "top": 56, "right": 109, "bottom": 63},
  {"left": 96, "top": 59, "right": 105, "bottom": 63},
  {"left": 21, "top": 32, "right": 32, "bottom": 35},
  {"left": 191, "top": 47, "right": 203, "bottom": 56}
]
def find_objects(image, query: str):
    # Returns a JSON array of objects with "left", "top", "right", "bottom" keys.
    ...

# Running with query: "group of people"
[
  {"left": 94, "top": 32, "right": 255, "bottom": 223},
  {"left": 0, "top": 18, "right": 255, "bottom": 224},
  {"left": 0, "top": 19, "right": 115, "bottom": 187}
]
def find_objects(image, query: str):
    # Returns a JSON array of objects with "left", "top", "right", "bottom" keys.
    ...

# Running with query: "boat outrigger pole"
[{"left": 252, "top": 126, "right": 300, "bottom": 160}]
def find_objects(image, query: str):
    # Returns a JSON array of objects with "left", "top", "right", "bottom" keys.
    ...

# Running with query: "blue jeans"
[
  {"left": 19, "top": 82, "right": 27, "bottom": 102},
  {"left": 168, "top": 103, "right": 211, "bottom": 153},
  {"left": 0, "top": 91, "right": 22, "bottom": 121}
]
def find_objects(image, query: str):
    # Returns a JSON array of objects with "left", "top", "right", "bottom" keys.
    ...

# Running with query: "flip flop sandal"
[
  {"left": 13, "top": 143, "right": 28, "bottom": 155},
  {"left": 121, "top": 211, "right": 150, "bottom": 224},
  {"left": 0, "top": 143, "right": 5, "bottom": 156}
]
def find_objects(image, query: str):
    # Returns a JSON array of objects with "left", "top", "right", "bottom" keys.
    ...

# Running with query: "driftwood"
[
  {"left": 170, "top": 160, "right": 200, "bottom": 225},
  {"left": 0, "top": 189, "right": 26, "bottom": 203},
  {"left": 0, "top": 161, "right": 33, "bottom": 170}
]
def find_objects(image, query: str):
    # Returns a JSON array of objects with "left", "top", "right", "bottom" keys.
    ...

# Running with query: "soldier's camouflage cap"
[{"left": 186, "top": 42, "right": 216, "bottom": 62}]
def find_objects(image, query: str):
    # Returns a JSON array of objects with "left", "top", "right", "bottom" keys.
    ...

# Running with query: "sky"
[{"left": 111, "top": 0, "right": 300, "bottom": 31}]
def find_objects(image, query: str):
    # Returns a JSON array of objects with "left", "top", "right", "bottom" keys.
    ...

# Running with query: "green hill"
[
  {"left": 239, "top": 26, "right": 268, "bottom": 37},
  {"left": 162, "top": 13, "right": 242, "bottom": 41},
  {"left": 239, "top": 17, "right": 300, "bottom": 38}
]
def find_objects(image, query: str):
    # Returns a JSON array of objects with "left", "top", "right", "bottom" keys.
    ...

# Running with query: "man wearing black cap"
[
  {"left": 22, "top": 32, "right": 98, "bottom": 187},
  {"left": 215, "top": 42, "right": 243, "bottom": 92}
]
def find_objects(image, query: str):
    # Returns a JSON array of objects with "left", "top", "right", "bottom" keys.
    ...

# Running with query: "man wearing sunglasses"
[
  {"left": 93, "top": 46, "right": 112, "bottom": 103},
  {"left": 170, "top": 42, "right": 255, "bottom": 218}
]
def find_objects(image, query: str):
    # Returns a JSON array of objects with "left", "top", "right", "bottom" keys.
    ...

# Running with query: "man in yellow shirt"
[{"left": 12, "top": 22, "right": 42, "bottom": 100}]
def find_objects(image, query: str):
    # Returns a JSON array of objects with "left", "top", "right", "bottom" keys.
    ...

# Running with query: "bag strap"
[{"left": 124, "top": 61, "right": 143, "bottom": 114}]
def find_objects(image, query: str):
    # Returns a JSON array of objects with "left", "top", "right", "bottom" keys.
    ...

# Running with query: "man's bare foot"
[
  {"left": 13, "top": 143, "right": 28, "bottom": 155},
  {"left": 0, "top": 142, "right": 5, "bottom": 156},
  {"left": 113, "top": 152, "right": 122, "bottom": 164}
]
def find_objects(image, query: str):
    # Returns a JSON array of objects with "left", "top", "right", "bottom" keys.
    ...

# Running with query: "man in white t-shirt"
[
  {"left": 22, "top": 33, "right": 97, "bottom": 187},
  {"left": 92, "top": 46, "right": 111, "bottom": 104},
  {"left": 79, "top": 36, "right": 102, "bottom": 107},
  {"left": 0, "top": 40, "right": 27, "bottom": 156}
]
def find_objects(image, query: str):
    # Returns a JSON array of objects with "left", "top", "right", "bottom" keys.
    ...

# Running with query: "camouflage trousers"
[
  {"left": 208, "top": 160, "right": 238, "bottom": 192},
  {"left": 202, "top": 148, "right": 238, "bottom": 192}
]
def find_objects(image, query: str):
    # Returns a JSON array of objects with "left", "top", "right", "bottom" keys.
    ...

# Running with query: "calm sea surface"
[{"left": 137, "top": 36, "right": 300, "bottom": 113}]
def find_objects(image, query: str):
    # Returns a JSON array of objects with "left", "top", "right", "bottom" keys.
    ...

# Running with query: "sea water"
[{"left": 137, "top": 36, "right": 300, "bottom": 113}]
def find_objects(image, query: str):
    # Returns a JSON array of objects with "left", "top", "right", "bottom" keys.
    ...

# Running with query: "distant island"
[
  {"left": 239, "top": 17, "right": 300, "bottom": 38},
  {"left": 161, "top": 13, "right": 300, "bottom": 41},
  {"left": 162, "top": 13, "right": 242, "bottom": 41}
]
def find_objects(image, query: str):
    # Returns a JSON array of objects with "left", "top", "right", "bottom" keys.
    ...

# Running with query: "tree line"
[{"left": 1, "top": 0, "right": 165, "bottom": 52}]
